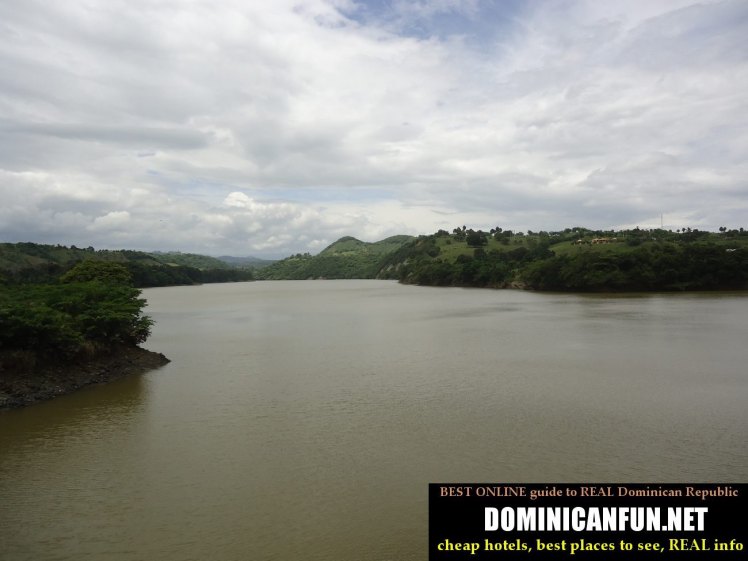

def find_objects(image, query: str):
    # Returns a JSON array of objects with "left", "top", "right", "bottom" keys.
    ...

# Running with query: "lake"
[{"left": 1, "top": 280, "right": 747, "bottom": 560}]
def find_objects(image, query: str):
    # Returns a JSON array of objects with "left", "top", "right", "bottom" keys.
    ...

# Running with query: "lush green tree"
[
  {"left": 60, "top": 261, "right": 133, "bottom": 285},
  {"left": 1, "top": 257, "right": 155, "bottom": 362},
  {"left": 465, "top": 230, "right": 488, "bottom": 247}
]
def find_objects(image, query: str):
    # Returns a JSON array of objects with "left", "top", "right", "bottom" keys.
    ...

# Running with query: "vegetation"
[
  {"left": 250, "top": 226, "right": 748, "bottom": 291},
  {"left": 150, "top": 251, "right": 276, "bottom": 270},
  {"left": 217, "top": 255, "right": 277, "bottom": 268},
  {"left": 0, "top": 243, "right": 255, "bottom": 287},
  {"left": 1, "top": 262, "right": 152, "bottom": 365},
  {"left": 379, "top": 226, "right": 748, "bottom": 291},
  {"left": 256, "top": 235, "right": 413, "bottom": 280},
  {"left": 149, "top": 251, "right": 236, "bottom": 269}
]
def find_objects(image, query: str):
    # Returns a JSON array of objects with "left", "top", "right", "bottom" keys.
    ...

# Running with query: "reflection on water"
[{"left": 1, "top": 281, "right": 747, "bottom": 560}]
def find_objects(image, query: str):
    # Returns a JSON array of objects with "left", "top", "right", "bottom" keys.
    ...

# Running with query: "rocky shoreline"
[{"left": 0, "top": 346, "right": 170, "bottom": 410}]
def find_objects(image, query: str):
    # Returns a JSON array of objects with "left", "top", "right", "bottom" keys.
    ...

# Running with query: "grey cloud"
[
  {"left": 618, "top": 0, "right": 748, "bottom": 69},
  {"left": 1, "top": 121, "right": 210, "bottom": 149}
]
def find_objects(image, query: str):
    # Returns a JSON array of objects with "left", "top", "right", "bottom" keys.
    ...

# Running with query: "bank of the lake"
[{"left": 0, "top": 346, "right": 169, "bottom": 410}]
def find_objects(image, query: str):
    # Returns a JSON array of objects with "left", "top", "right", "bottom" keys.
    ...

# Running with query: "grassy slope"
[{"left": 431, "top": 233, "right": 748, "bottom": 263}]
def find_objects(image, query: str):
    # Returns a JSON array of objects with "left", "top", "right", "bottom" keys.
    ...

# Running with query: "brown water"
[{"left": 1, "top": 281, "right": 747, "bottom": 560}]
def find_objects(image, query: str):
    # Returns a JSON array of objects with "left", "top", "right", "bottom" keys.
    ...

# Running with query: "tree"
[
  {"left": 466, "top": 230, "right": 488, "bottom": 247},
  {"left": 60, "top": 261, "right": 133, "bottom": 285},
  {"left": 0, "top": 281, "right": 153, "bottom": 356}
]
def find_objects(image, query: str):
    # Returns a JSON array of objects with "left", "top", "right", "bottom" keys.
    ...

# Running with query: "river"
[{"left": 1, "top": 280, "right": 747, "bottom": 560}]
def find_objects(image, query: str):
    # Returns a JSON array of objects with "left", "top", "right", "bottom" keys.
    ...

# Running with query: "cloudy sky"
[{"left": 1, "top": 0, "right": 746, "bottom": 257}]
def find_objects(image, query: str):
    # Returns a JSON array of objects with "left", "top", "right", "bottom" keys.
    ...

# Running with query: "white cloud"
[
  {"left": 88, "top": 210, "right": 131, "bottom": 231},
  {"left": 0, "top": 0, "right": 746, "bottom": 256}
]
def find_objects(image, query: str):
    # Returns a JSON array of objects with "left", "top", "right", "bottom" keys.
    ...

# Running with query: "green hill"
[
  {"left": 377, "top": 227, "right": 748, "bottom": 291},
  {"left": 256, "top": 235, "right": 414, "bottom": 280},
  {"left": 0, "top": 243, "right": 254, "bottom": 287}
]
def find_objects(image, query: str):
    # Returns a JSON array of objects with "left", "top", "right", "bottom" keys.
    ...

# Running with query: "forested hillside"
[
  {"left": 0, "top": 243, "right": 254, "bottom": 287},
  {"left": 256, "top": 235, "right": 413, "bottom": 279}
]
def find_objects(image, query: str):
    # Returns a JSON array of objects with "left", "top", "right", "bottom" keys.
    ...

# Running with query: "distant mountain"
[
  {"left": 217, "top": 255, "right": 277, "bottom": 268},
  {"left": 255, "top": 235, "right": 414, "bottom": 280},
  {"left": 150, "top": 251, "right": 276, "bottom": 269},
  {"left": 149, "top": 251, "right": 235, "bottom": 269}
]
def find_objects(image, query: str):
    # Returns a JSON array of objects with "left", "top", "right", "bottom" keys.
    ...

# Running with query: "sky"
[{"left": 1, "top": 0, "right": 746, "bottom": 257}]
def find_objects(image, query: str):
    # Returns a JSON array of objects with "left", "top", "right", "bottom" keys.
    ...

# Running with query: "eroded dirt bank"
[{"left": 0, "top": 346, "right": 170, "bottom": 410}]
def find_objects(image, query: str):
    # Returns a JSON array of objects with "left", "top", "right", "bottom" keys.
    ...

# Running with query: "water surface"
[{"left": 1, "top": 281, "right": 747, "bottom": 560}]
